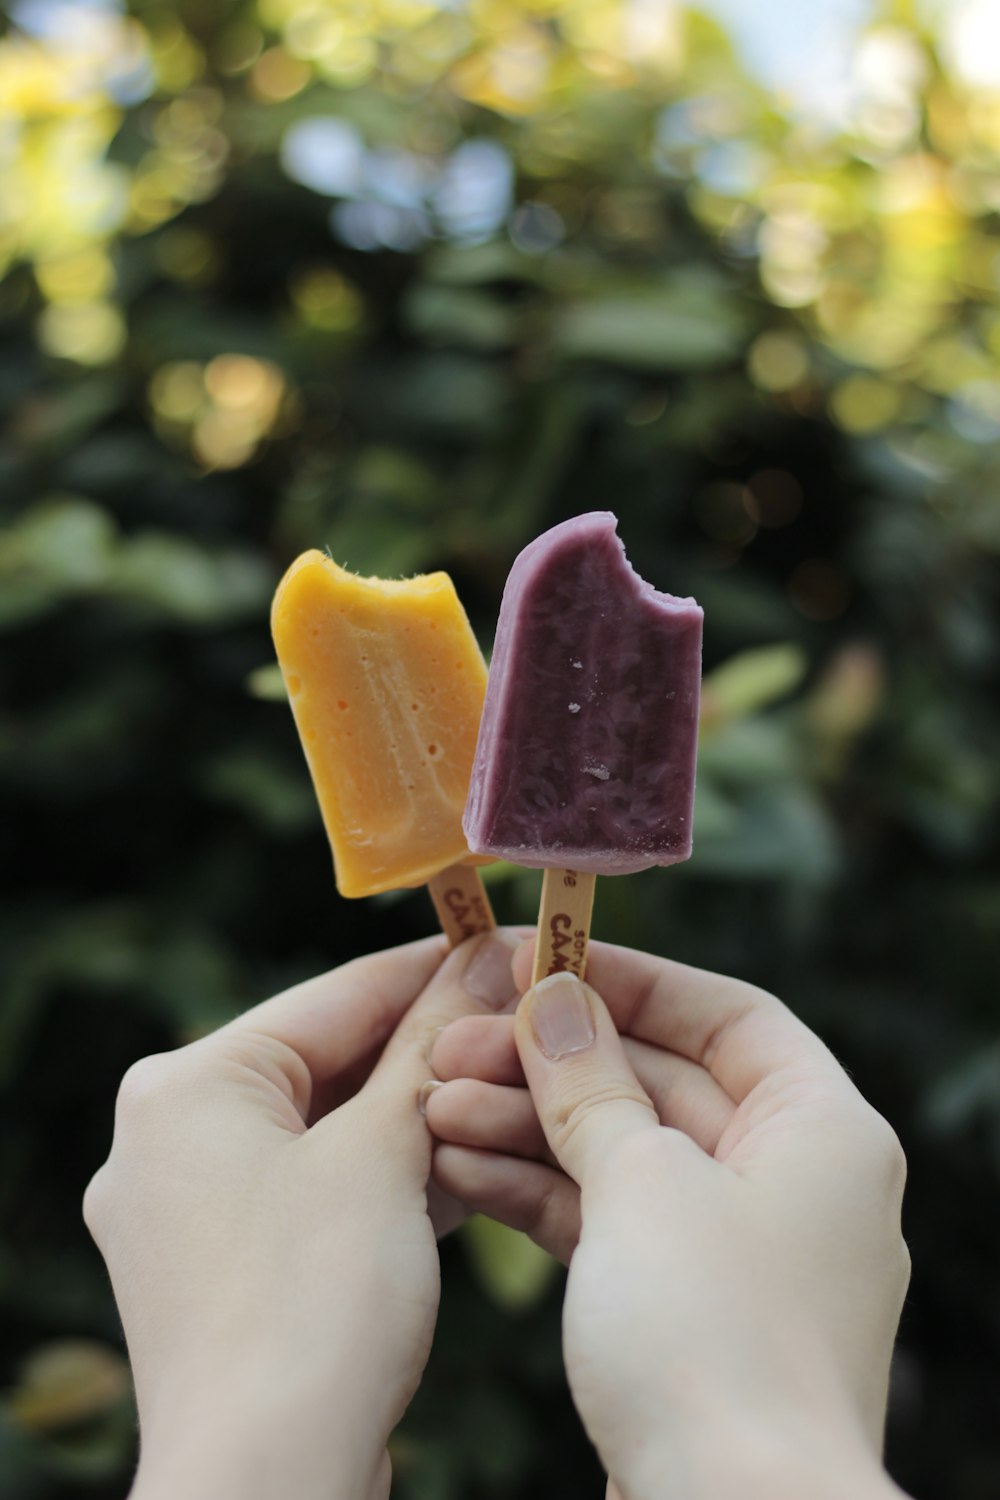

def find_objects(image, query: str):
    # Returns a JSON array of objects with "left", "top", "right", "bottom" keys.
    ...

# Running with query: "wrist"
[
  {"left": 130, "top": 1370, "right": 385, "bottom": 1500},
  {"left": 620, "top": 1415, "right": 903, "bottom": 1500},
  {"left": 132, "top": 1433, "right": 382, "bottom": 1500}
]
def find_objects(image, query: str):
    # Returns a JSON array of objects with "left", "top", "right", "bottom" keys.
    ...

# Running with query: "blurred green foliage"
[{"left": 1, "top": 0, "right": 999, "bottom": 1496}]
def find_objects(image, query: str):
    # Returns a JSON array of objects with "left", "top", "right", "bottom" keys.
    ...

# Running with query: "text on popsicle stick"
[
  {"left": 533, "top": 869, "right": 597, "bottom": 986},
  {"left": 427, "top": 864, "right": 497, "bottom": 948}
]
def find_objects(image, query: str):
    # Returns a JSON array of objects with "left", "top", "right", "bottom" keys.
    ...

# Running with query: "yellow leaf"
[{"left": 8, "top": 1340, "right": 130, "bottom": 1433}]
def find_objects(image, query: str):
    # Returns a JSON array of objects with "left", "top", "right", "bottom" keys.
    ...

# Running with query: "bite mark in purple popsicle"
[{"left": 463, "top": 512, "right": 703, "bottom": 876}]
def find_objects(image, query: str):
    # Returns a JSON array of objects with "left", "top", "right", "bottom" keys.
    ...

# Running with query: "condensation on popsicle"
[
  {"left": 272, "top": 549, "right": 493, "bottom": 914},
  {"left": 464, "top": 511, "right": 703, "bottom": 876}
]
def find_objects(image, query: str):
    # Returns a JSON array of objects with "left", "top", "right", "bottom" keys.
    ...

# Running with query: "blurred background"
[{"left": 1, "top": 0, "right": 999, "bottom": 1494}]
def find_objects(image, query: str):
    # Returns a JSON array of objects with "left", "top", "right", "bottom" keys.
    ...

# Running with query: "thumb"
[
  {"left": 360, "top": 930, "right": 520, "bottom": 1120},
  {"left": 514, "top": 973, "right": 658, "bottom": 1188}
]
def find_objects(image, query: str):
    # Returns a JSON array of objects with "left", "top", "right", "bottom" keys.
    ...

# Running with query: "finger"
[
  {"left": 432, "top": 1025, "right": 734, "bottom": 1156},
  {"left": 424, "top": 1080, "right": 549, "bottom": 1161},
  {"left": 511, "top": 938, "right": 535, "bottom": 995},
  {"left": 432, "top": 1145, "right": 580, "bottom": 1264},
  {"left": 623, "top": 1037, "right": 734, "bottom": 1153},
  {"left": 224, "top": 935, "right": 447, "bottom": 1084},
  {"left": 355, "top": 930, "right": 521, "bottom": 1135},
  {"left": 182, "top": 936, "right": 448, "bottom": 1125},
  {"left": 515, "top": 974, "right": 659, "bottom": 1188},
  {"left": 431, "top": 1015, "right": 523, "bottom": 1086},
  {"left": 426, "top": 1179, "right": 466, "bottom": 1241},
  {"left": 514, "top": 936, "right": 845, "bottom": 1105}
]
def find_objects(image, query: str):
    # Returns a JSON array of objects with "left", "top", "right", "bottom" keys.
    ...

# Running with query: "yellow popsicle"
[{"left": 271, "top": 550, "right": 493, "bottom": 912}]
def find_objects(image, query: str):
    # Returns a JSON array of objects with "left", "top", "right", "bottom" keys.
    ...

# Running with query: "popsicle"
[
  {"left": 271, "top": 550, "right": 495, "bottom": 946},
  {"left": 463, "top": 512, "right": 702, "bottom": 981}
]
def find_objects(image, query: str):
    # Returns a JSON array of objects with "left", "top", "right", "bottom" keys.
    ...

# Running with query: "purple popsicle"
[{"left": 463, "top": 512, "right": 703, "bottom": 875}]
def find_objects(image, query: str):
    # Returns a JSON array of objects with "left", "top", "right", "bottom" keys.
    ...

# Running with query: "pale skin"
[
  {"left": 427, "top": 939, "right": 912, "bottom": 1500},
  {"left": 84, "top": 932, "right": 522, "bottom": 1500},
  {"left": 84, "top": 931, "right": 910, "bottom": 1500}
]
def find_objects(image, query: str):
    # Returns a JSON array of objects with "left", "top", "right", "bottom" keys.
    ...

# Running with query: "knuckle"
[
  {"left": 886, "top": 1137, "right": 908, "bottom": 1200},
  {"left": 827, "top": 1100, "right": 908, "bottom": 1203},
  {"left": 212, "top": 1033, "right": 263, "bottom": 1074},
  {"left": 115, "top": 1052, "right": 177, "bottom": 1121},
  {"left": 82, "top": 1165, "right": 111, "bottom": 1238},
  {"left": 895, "top": 1236, "right": 913, "bottom": 1294},
  {"left": 886, "top": 1125, "right": 908, "bottom": 1182},
  {"left": 549, "top": 1075, "right": 656, "bottom": 1159},
  {"left": 219, "top": 1030, "right": 309, "bottom": 1103},
  {"left": 867, "top": 1112, "right": 908, "bottom": 1196},
  {"left": 698, "top": 981, "right": 775, "bottom": 1066},
  {"left": 529, "top": 1176, "right": 578, "bottom": 1259},
  {"left": 529, "top": 1177, "right": 560, "bottom": 1237}
]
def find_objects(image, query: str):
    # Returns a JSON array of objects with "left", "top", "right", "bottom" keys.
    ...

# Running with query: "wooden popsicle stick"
[
  {"left": 427, "top": 863, "right": 497, "bottom": 948},
  {"left": 532, "top": 868, "right": 598, "bottom": 986}
]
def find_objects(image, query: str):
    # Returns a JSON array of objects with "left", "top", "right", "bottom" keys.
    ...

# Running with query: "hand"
[
  {"left": 426, "top": 940, "right": 732, "bottom": 1262},
  {"left": 426, "top": 942, "right": 910, "bottom": 1500},
  {"left": 83, "top": 930, "right": 521, "bottom": 1500}
]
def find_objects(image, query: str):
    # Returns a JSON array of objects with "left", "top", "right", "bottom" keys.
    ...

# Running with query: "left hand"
[{"left": 84, "top": 931, "right": 519, "bottom": 1500}]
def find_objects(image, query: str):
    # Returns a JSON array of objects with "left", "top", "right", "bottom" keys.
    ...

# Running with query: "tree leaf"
[
  {"left": 555, "top": 280, "right": 748, "bottom": 370},
  {"left": 701, "top": 644, "right": 808, "bottom": 729},
  {"left": 8, "top": 1343, "right": 129, "bottom": 1434},
  {"left": 461, "top": 1217, "right": 559, "bottom": 1312}
]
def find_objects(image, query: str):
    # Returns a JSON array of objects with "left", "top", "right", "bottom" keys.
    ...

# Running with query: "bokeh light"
[
  {"left": 4, "top": 6, "right": 1000, "bottom": 1499},
  {"left": 148, "top": 355, "right": 291, "bottom": 469}
]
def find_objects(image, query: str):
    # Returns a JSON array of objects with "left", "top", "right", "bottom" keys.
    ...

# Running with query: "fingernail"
[
  {"left": 424, "top": 1025, "right": 447, "bottom": 1066},
  {"left": 418, "top": 1080, "right": 443, "bottom": 1117},
  {"left": 529, "top": 975, "right": 596, "bottom": 1061},
  {"left": 463, "top": 934, "right": 518, "bottom": 1011}
]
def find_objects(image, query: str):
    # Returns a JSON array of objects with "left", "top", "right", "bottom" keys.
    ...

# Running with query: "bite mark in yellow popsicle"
[{"left": 272, "top": 550, "right": 495, "bottom": 935}]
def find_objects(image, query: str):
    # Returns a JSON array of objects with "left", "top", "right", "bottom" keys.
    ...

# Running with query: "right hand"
[{"left": 427, "top": 944, "right": 910, "bottom": 1500}]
